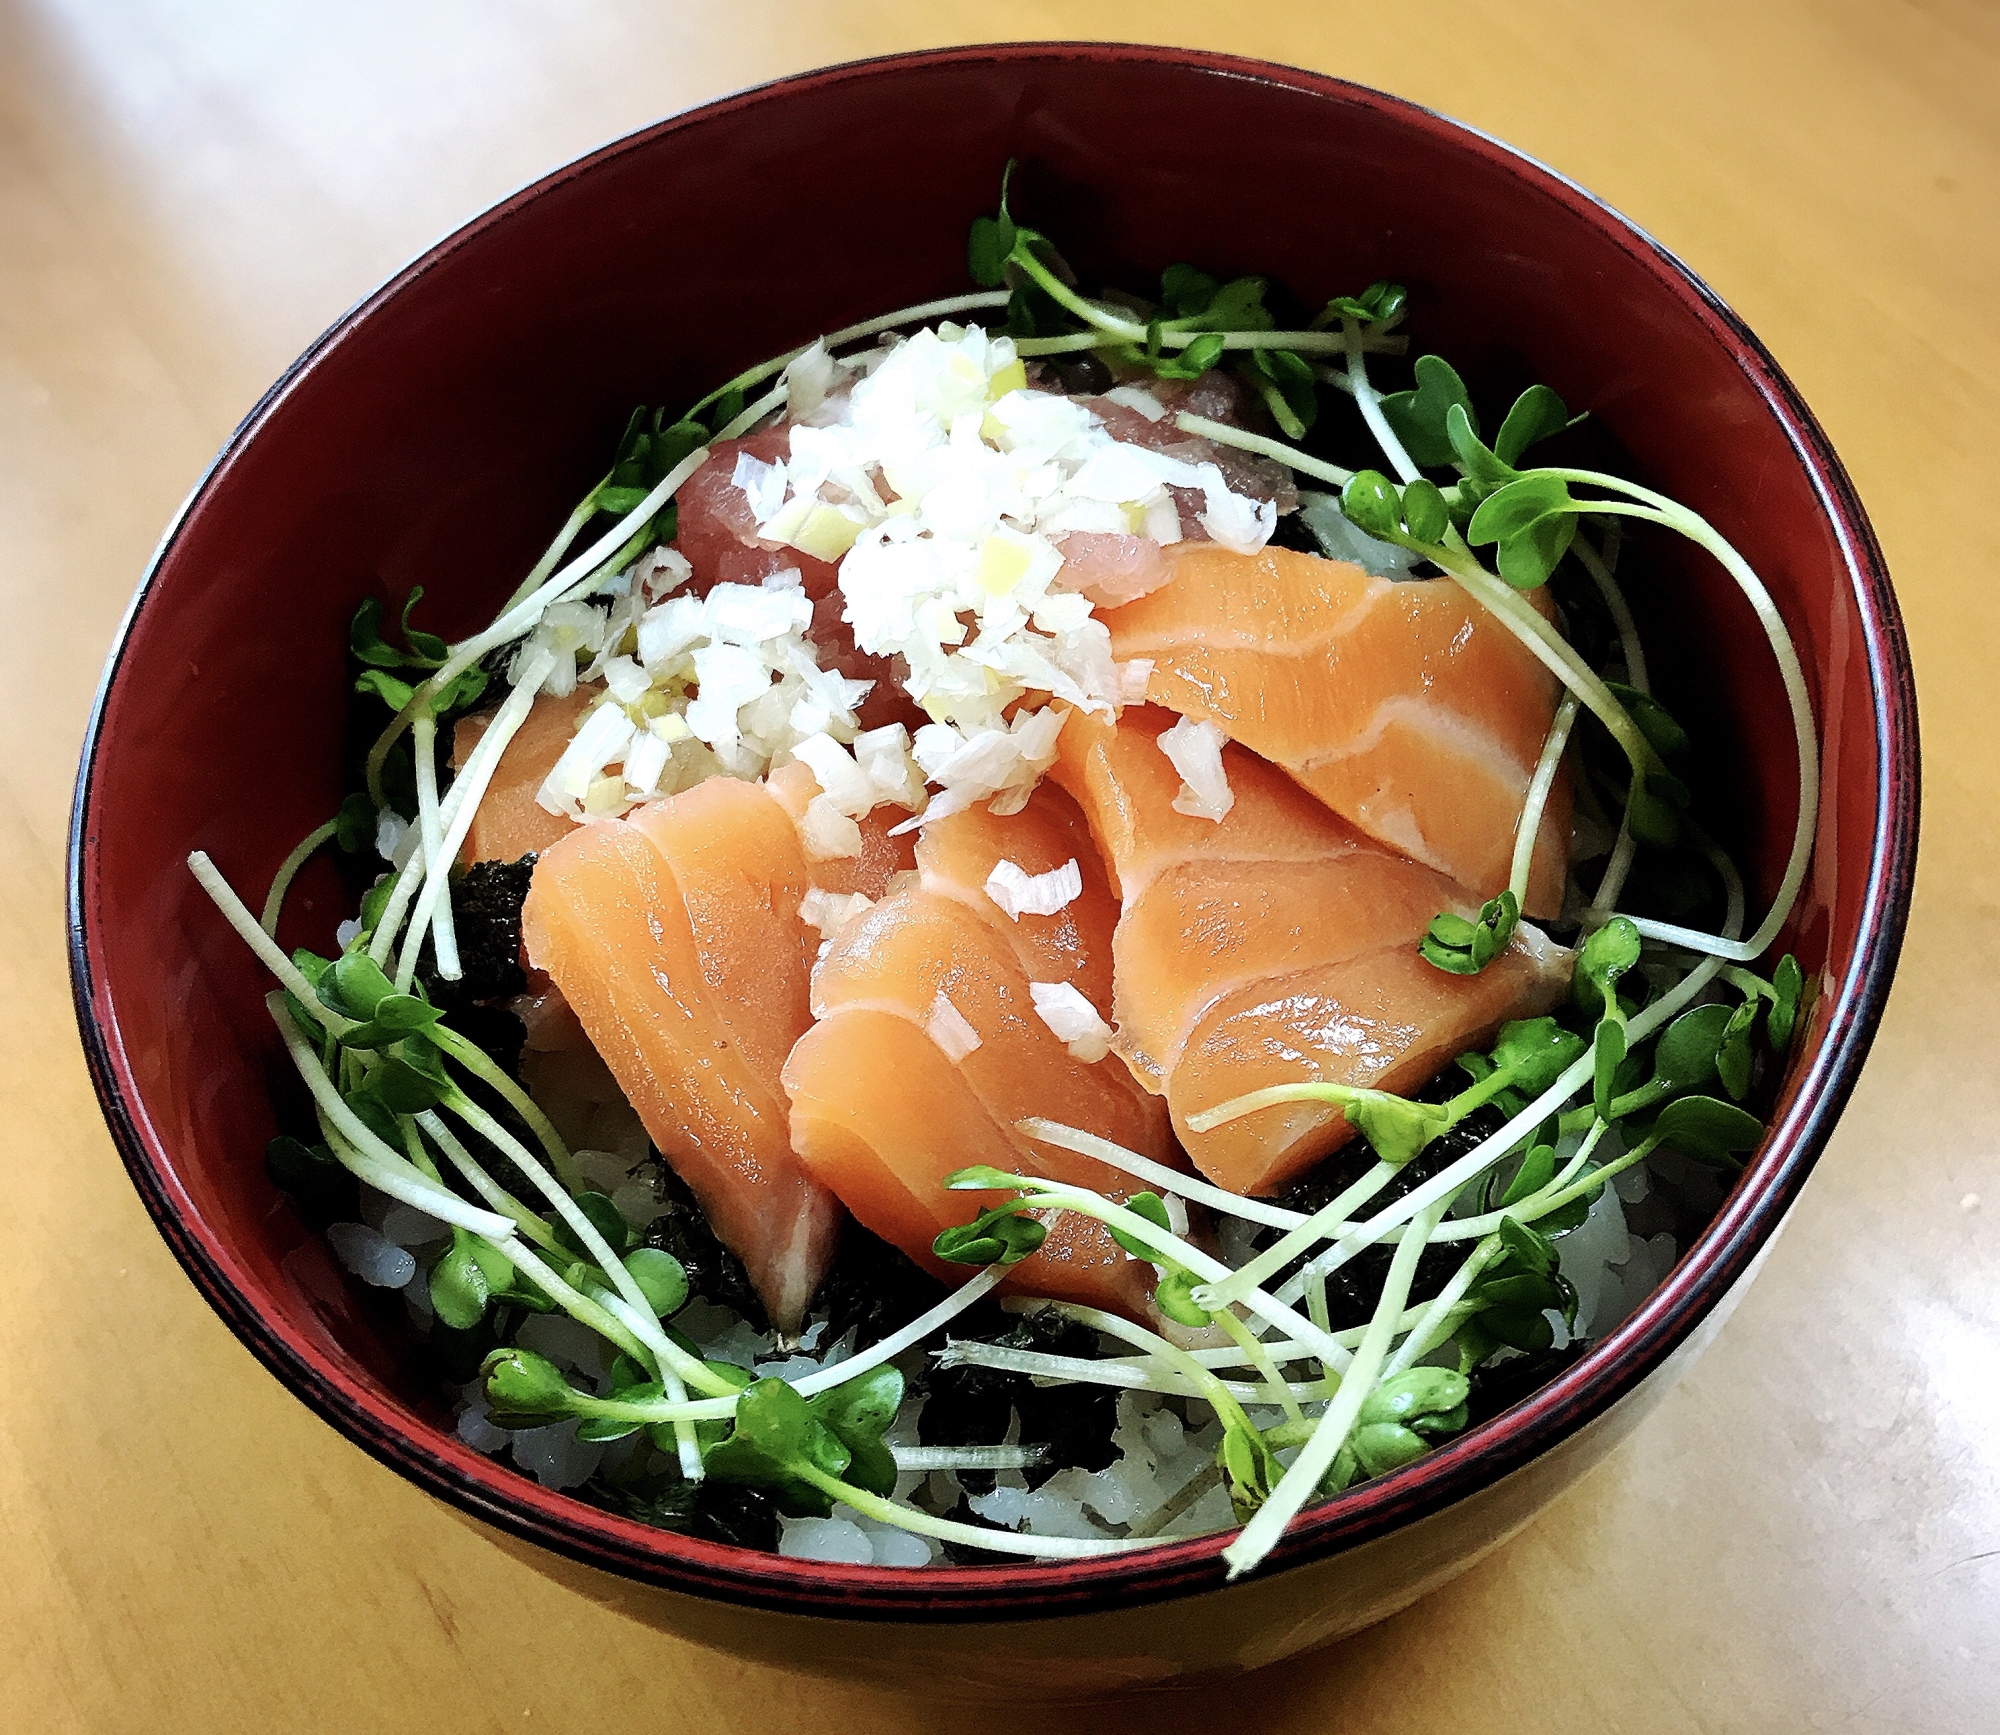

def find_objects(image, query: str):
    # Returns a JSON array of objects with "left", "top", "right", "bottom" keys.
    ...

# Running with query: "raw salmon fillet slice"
[
  {"left": 1053, "top": 706, "right": 1568, "bottom": 1195},
  {"left": 1170, "top": 939, "right": 1570, "bottom": 1192},
  {"left": 1101, "top": 543, "right": 1571, "bottom": 916},
  {"left": 624, "top": 778, "right": 815, "bottom": 1084},
  {"left": 522, "top": 789, "right": 840, "bottom": 1331},
  {"left": 783, "top": 1011, "right": 1152, "bottom": 1313},
  {"left": 764, "top": 759, "right": 917, "bottom": 901},
  {"left": 783, "top": 788, "right": 1178, "bottom": 1318},
  {"left": 913, "top": 778, "right": 1120, "bottom": 1009},
  {"left": 453, "top": 684, "right": 596, "bottom": 865}
]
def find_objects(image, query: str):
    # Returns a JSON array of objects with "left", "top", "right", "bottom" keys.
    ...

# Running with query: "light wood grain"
[{"left": 3, "top": 2, "right": 1995, "bottom": 1729}]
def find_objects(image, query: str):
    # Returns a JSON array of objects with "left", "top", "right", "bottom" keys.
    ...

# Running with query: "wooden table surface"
[{"left": 4, "top": 2, "right": 1995, "bottom": 1729}]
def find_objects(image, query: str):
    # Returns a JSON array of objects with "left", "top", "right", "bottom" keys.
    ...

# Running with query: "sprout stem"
[
  {"left": 364, "top": 445, "right": 709, "bottom": 805},
  {"left": 410, "top": 1112, "right": 561, "bottom": 1255},
  {"left": 438, "top": 1088, "right": 726, "bottom": 1401},
  {"left": 937, "top": 1340, "right": 1324, "bottom": 1405},
  {"left": 1015, "top": 1118, "right": 1306, "bottom": 1229},
  {"left": 794, "top": 1462, "right": 1166, "bottom": 1559},
  {"left": 1196, "top": 1160, "right": 1397, "bottom": 1311},
  {"left": 790, "top": 1267, "right": 1005, "bottom": 1397},
  {"left": 1343, "top": 316, "right": 1421, "bottom": 484},
  {"left": 500, "top": 494, "right": 603, "bottom": 614},
  {"left": 268, "top": 996, "right": 509, "bottom": 1237},
  {"left": 190, "top": 854, "right": 350, "bottom": 1033},
  {"left": 715, "top": 380, "right": 787, "bottom": 441},
  {"left": 388, "top": 648, "right": 556, "bottom": 989},
  {"left": 1172, "top": 413, "right": 1354, "bottom": 488},
  {"left": 1224, "top": 1200, "right": 1443, "bottom": 1578},
  {"left": 1510, "top": 692, "right": 1579, "bottom": 909},
  {"left": 259, "top": 819, "right": 339, "bottom": 937},
  {"left": 410, "top": 710, "right": 458, "bottom": 980}
]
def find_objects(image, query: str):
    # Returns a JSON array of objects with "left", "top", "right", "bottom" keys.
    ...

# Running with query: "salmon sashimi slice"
[
  {"left": 623, "top": 779, "right": 814, "bottom": 1084},
  {"left": 453, "top": 684, "right": 596, "bottom": 864},
  {"left": 1101, "top": 543, "right": 1572, "bottom": 916},
  {"left": 811, "top": 888, "right": 1162, "bottom": 1160},
  {"left": 784, "top": 789, "right": 1180, "bottom": 1318},
  {"left": 913, "top": 779, "right": 1121, "bottom": 1011},
  {"left": 1053, "top": 705, "right": 1569, "bottom": 1195},
  {"left": 1051, "top": 704, "right": 1352, "bottom": 901},
  {"left": 523, "top": 804, "right": 840, "bottom": 1332},
  {"left": 783, "top": 1010, "right": 1154, "bottom": 1313},
  {"left": 1110, "top": 854, "right": 1480, "bottom": 1092},
  {"left": 1172, "top": 936, "right": 1570, "bottom": 1196},
  {"left": 765, "top": 759, "right": 918, "bottom": 901}
]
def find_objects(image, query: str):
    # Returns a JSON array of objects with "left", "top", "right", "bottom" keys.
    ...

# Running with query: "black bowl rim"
[{"left": 68, "top": 40, "right": 1919, "bottom": 1622}]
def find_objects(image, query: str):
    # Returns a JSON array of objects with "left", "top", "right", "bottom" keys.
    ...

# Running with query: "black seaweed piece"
[
  {"left": 642, "top": 1156, "right": 769, "bottom": 1332},
  {"left": 447, "top": 1002, "right": 529, "bottom": 1079},
  {"left": 1266, "top": 509, "right": 1325, "bottom": 556},
  {"left": 918, "top": 1306, "right": 1118, "bottom": 1493},
  {"left": 417, "top": 856, "right": 536, "bottom": 1012},
  {"left": 582, "top": 1470, "right": 781, "bottom": 1553},
  {"left": 1002, "top": 1311, "right": 1119, "bottom": 1484},
  {"left": 1052, "top": 354, "right": 1114, "bottom": 396},
  {"left": 936, "top": 1494, "right": 1018, "bottom": 1566},
  {"left": 1465, "top": 1343, "right": 1589, "bottom": 1429},
  {"left": 1256, "top": 1089, "right": 1510, "bottom": 1334},
  {"left": 806, "top": 1222, "right": 948, "bottom": 1352},
  {"left": 917, "top": 1342, "right": 1014, "bottom": 1496}
]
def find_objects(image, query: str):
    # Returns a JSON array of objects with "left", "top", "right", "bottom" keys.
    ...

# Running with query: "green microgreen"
[
  {"left": 1466, "top": 472, "right": 1582, "bottom": 590},
  {"left": 1574, "top": 917, "right": 1643, "bottom": 1120},
  {"left": 333, "top": 792, "right": 378, "bottom": 854},
  {"left": 1315, "top": 281, "right": 1407, "bottom": 328},
  {"left": 1770, "top": 954, "right": 1807, "bottom": 1052},
  {"left": 350, "top": 589, "right": 448, "bottom": 672},
  {"left": 933, "top": 1199, "right": 1048, "bottom": 1266},
  {"left": 1420, "top": 890, "right": 1520, "bottom": 975},
  {"left": 1492, "top": 384, "right": 1576, "bottom": 467},
  {"left": 1380, "top": 354, "right": 1475, "bottom": 469},
  {"left": 1644, "top": 1093, "right": 1764, "bottom": 1168},
  {"left": 1604, "top": 680, "right": 1691, "bottom": 762}
]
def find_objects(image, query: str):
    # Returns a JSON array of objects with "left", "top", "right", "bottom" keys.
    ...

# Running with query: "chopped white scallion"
[
  {"left": 1116, "top": 658, "right": 1155, "bottom": 704},
  {"left": 799, "top": 887, "right": 874, "bottom": 942},
  {"left": 789, "top": 732, "right": 875, "bottom": 818},
  {"left": 1028, "top": 981, "right": 1115, "bottom": 1063},
  {"left": 984, "top": 857, "right": 1083, "bottom": 922},
  {"left": 926, "top": 992, "right": 982, "bottom": 1062},
  {"left": 1103, "top": 385, "right": 1168, "bottom": 421},
  {"left": 800, "top": 796, "right": 864, "bottom": 860},
  {"left": 537, "top": 700, "right": 638, "bottom": 820},
  {"left": 1158, "top": 716, "right": 1235, "bottom": 821},
  {"left": 622, "top": 729, "right": 671, "bottom": 799}
]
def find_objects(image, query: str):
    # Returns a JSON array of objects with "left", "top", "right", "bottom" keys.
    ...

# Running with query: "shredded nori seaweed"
[
  {"left": 807, "top": 1222, "right": 948, "bottom": 1351},
  {"left": 582, "top": 1469, "right": 782, "bottom": 1552},
  {"left": 1266, "top": 507, "right": 1326, "bottom": 556},
  {"left": 1256, "top": 1086, "right": 1509, "bottom": 1334},
  {"left": 919, "top": 1305, "right": 1119, "bottom": 1493},
  {"left": 416, "top": 855, "right": 535, "bottom": 1014},
  {"left": 1465, "top": 1342, "right": 1589, "bottom": 1427},
  {"left": 642, "top": 1157, "right": 770, "bottom": 1333}
]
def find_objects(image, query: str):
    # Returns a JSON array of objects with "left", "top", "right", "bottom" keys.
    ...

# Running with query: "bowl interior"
[{"left": 70, "top": 44, "right": 1910, "bottom": 1615}]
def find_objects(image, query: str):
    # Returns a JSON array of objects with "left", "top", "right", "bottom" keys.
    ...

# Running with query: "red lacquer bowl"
[{"left": 68, "top": 43, "right": 1917, "bottom": 1697}]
